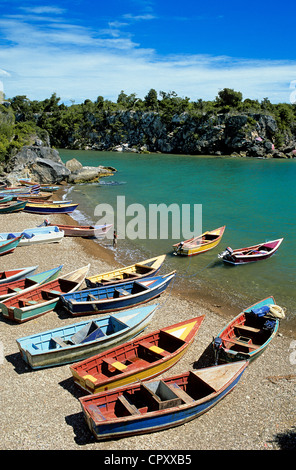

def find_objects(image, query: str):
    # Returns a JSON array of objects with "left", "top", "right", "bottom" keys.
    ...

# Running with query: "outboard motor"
[
  {"left": 218, "top": 246, "right": 233, "bottom": 259},
  {"left": 213, "top": 336, "right": 223, "bottom": 365}
]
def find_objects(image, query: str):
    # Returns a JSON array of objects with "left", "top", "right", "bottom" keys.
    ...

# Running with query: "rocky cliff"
[{"left": 65, "top": 110, "right": 296, "bottom": 158}]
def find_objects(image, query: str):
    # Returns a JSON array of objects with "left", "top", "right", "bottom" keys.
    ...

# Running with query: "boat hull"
[
  {"left": 16, "top": 305, "right": 158, "bottom": 369},
  {"left": 173, "top": 226, "right": 225, "bottom": 256},
  {"left": 0, "top": 265, "right": 90, "bottom": 323},
  {"left": 85, "top": 255, "right": 166, "bottom": 288},
  {"left": 0, "top": 265, "right": 63, "bottom": 300},
  {"left": 0, "top": 266, "right": 38, "bottom": 285},
  {"left": 24, "top": 203, "right": 78, "bottom": 214},
  {"left": 220, "top": 238, "right": 283, "bottom": 265},
  {"left": 213, "top": 297, "right": 280, "bottom": 363},
  {"left": 80, "top": 362, "right": 247, "bottom": 441},
  {"left": 0, "top": 235, "right": 23, "bottom": 255},
  {"left": 70, "top": 315, "right": 205, "bottom": 394},
  {"left": 0, "top": 227, "right": 64, "bottom": 247},
  {"left": 48, "top": 223, "right": 113, "bottom": 238},
  {"left": 0, "top": 201, "right": 27, "bottom": 213},
  {"left": 61, "top": 272, "right": 175, "bottom": 316}
]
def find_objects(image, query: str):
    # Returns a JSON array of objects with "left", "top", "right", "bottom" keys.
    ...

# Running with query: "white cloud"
[{"left": 0, "top": 9, "right": 295, "bottom": 104}]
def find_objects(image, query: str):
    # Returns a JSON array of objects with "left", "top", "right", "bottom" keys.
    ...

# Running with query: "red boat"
[{"left": 218, "top": 238, "right": 283, "bottom": 265}]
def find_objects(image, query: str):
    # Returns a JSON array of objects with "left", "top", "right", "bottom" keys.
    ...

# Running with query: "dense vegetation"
[{"left": 0, "top": 88, "right": 295, "bottom": 161}]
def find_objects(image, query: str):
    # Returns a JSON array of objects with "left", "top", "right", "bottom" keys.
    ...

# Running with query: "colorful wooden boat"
[
  {"left": 61, "top": 271, "right": 176, "bottom": 317},
  {"left": 16, "top": 304, "right": 158, "bottom": 369},
  {"left": 41, "top": 220, "right": 113, "bottom": 238},
  {"left": 0, "top": 235, "right": 24, "bottom": 255},
  {"left": 70, "top": 315, "right": 205, "bottom": 394},
  {"left": 173, "top": 226, "right": 226, "bottom": 256},
  {"left": 0, "top": 195, "right": 13, "bottom": 203},
  {"left": 19, "top": 180, "right": 59, "bottom": 192},
  {"left": 0, "top": 264, "right": 90, "bottom": 323},
  {"left": 218, "top": 238, "right": 283, "bottom": 265},
  {"left": 79, "top": 361, "right": 248, "bottom": 441},
  {"left": 0, "top": 226, "right": 64, "bottom": 247},
  {"left": 212, "top": 296, "right": 285, "bottom": 364},
  {"left": 0, "top": 266, "right": 38, "bottom": 285},
  {"left": 0, "top": 265, "right": 63, "bottom": 300},
  {"left": 0, "top": 200, "right": 27, "bottom": 213},
  {"left": 86, "top": 255, "right": 166, "bottom": 288},
  {"left": 16, "top": 193, "right": 53, "bottom": 201},
  {"left": 17, "top": 198, "right": 71, "bottom": 205},
  {"left": 24, "top": 202, "right": 78, "bottom": 214}
]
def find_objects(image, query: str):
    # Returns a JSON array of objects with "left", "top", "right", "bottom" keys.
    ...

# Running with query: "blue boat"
[
  {"left": 212, "top": 296, "right": 285, "bottom": 364},
  {"left": 0, "top": 235, "right": 24, "bottom": 255},
  {"left": 24, "top": 202, "right": 78, "bottom": 214},
  {"left": 16, "top": 304, "right": 158, "bottom": 369},
  {"left": 60, "top": 271, "right": 176, "bottom": 316},
  {"left": 0, "top": 265, "right": 63, "bottom": 300},
  {"left": 79, "top": 361, "right": 248, "bottom": 441},
  {"left": 0, "top": 225, "right": 64, "bottom": 246}
]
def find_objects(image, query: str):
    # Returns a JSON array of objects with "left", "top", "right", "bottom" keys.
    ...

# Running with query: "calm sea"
[{"left": 59, "top": 150, "right": 296, "bottom": 333}]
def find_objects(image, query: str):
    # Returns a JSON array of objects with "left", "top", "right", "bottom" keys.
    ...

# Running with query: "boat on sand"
[
  {"left": 70, "top": 314, "right": 205, "bottom": 394},
  {"left": 79, "top": 361, "right": 248, "bottom": 441}
]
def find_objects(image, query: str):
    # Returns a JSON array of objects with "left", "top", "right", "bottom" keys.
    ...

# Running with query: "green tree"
[
  {"left": 216, "top": 88, "right": 243, "bottom": 108},
  {"left": 144, "top": 89, "right": 158, "bottom": 110}
]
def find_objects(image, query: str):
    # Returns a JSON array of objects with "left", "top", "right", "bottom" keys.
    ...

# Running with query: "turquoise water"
[{"left": 59, "top": 150, "right": 296, "bottom": 332}]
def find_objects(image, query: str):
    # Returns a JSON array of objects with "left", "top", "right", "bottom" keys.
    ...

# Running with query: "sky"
[{"left": 0, "top": 0, "right": 296, "bottom": 105}]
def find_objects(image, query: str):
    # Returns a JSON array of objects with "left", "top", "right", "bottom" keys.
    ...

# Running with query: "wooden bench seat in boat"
[
  {"left": 114, "top": 287, "right": 130, "bottom": 297},
  {"left": 222, "top": 336, "right": 259, "bottom": 349},
  {"left": 18, "top": 298, "right": 38, "bottom": 306},
  {"left": 167, "top": 383, "right": 195, "bottom": 404},
  {"left": 8, "top": 287, "right": 23, "bottom": 293},
  {"left": 118, "top": 394, "right": 141, "bottom": 415},
  {"left": 51, "top": 336, "right": 68, "bottom": 348},
  {"left": 138, "top": 340, "right": 170, "bottom": 357},
  {"left": 87, "top": 293, "right": 98, "bottom": 301},
  {"left": 41, "top": 288, "right": 62, "bottom": 298},
  {"left": 102, "top": 356, "right": 128, "bottom": 372},
  {"left": 235, "top": 324, "right": 261, "bottom": 334}
]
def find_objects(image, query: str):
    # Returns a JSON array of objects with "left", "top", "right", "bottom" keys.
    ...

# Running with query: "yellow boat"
[
  {"left": 70, "top": 314, "right": 205, "bottom": 394},
  {"left": 173, "top": 226, "right": 226, "bottom": 256},
  {"left": 85, "top": 254, "right": 166, "bottom": 288}
]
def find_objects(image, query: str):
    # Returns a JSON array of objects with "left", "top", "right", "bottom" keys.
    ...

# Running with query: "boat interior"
[
  {"left": 93, "top": 265, "right": 156, "bottom": 285},
  {"left": 220, "top": 313, "right": 274, "bottom": 352},
  {"left": 29, "top": 317, "right": 129, "bottom": 351},
  {"left": 13, "top": 279, "right": 78, "bottom": 307},
  {"left": 77, "top": 330, "right": 185, "bottom": 380},
  {"left": 87, "top": 372, "right": 216, "bottom": 420},
  {"left": 82, "top": 280, "right": 150, "bottom": 302}
]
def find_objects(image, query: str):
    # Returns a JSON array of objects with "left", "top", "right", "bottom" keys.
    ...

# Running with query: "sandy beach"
[{"left": 0, "top": 197, "right": 295, "bottom": 451}]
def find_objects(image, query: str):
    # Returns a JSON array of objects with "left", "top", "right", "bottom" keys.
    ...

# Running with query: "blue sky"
[{"left": 1, "top": 0, "right": 296, "bottom": 104}]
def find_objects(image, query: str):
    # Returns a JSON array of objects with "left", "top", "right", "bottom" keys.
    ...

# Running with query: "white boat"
[{"left": 0, "top": 226, "right": 64, "bottom": 246}]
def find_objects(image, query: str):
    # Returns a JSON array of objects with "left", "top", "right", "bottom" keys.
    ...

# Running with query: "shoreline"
[
  {"left": 57, "top": 184, "right": 296, "bottom": 339},
  {"left": 0, "top": 190, "right": 295, "bottom": 450}
]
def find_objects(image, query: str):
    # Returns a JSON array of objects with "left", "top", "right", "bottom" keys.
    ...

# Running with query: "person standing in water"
[{"left": 113, "top": 230, "right": 117, "bottom": 248}]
